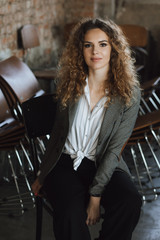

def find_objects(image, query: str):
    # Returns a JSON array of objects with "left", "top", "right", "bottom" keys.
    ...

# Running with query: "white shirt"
[{"left": 64, "top": 78, "right": 107, "bottom": 170}]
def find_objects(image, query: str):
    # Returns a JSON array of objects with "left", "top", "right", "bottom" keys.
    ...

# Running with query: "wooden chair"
[
  {"left": 119, "top": 24, "right": 150, "bottom": 82},
  {"left": 0, "top": 56, "right": 46, "bottom": 160},
  {"left": 22, "top": 94, "right": 57, "bottom": 240},
  {"left": 0, "top": 56, "right": 46, "bottom": 216},
  {"left": 0, "top": 56, "right": 44, "bottom": 102},
  {"left": 0, "top": 56, "right": 45, "bottom": 121},
  {"left": 0, "top": 88, "right": 35, "bottom": 216},
  {"left": 18, "top": 24, "right": 57, "bottom": 92},
  {"left": 20, "top": 24, "right": 40, "bottom": 50}
]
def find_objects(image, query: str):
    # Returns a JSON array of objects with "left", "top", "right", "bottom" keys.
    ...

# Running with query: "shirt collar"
[
  {"left": 84, "top": 77, "right": 89, "bottom": 95},
  {"left": 84, "top": 77, "right": 107, "bottom": 108}
]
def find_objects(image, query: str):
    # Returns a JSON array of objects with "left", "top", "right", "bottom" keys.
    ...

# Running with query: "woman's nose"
[{"left": 92, "top": 45, "right": 98, "bottom": 54}]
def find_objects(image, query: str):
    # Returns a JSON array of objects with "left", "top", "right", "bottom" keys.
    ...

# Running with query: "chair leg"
[
  {"left": 0, "top": 152, "right": 25, "bottom": 216},
  {"left": 139, "top": 105, "right": 146, "bottom": 115},
  {"left": 144, "top": 133, "right": 160, "bottom": 170},
  {"left": 36, "top": 197, "right": 43, "bottom": 240},
  {"left": 152, "top": 91, "right": 160, "bottom": 105},
  {"left": 37, "top": 137, "right": 46, "bottom": 154},
  {"left": 130, "top": 146, "right": 146, "bottom": 201},
  {"left": 141, "top": 97, "right": 152, "bottom": 113},
  {"left": 137, "top": 141, "right": 158, "bottom": 201},
  {"left": 149, "top": 97, "right": 159, "bottom": 110},
  {"left": 14, "top": 147, "right": 35, "bottom": 205},
  {"left": 150, "top": 126, "right": 160, "bottom": 147},
  {"left": 20, "top": 140, "right": 34, "bottom": 171}
]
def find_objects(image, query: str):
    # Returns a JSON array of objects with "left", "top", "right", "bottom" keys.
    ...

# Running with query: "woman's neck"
[
  {"left": 88, "top": 68, "right": 108, "bottom": 92},
  {"left": 87, "top": 69, "right": 108, "bottom": 111}
]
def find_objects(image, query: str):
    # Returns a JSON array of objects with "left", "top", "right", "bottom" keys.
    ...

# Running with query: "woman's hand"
[
  {"left": 86, "top": 196, "right": 101, "bottom": 225},
  {"left": 31, "top": 178, "right": 43, "bottom": 197}
]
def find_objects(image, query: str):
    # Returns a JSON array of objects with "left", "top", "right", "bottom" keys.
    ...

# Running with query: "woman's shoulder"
[{"left": 131, "top": 85, "right": 141, "bottom": 104}]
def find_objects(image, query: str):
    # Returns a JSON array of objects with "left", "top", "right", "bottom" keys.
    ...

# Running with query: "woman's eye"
[
  {"left": 100, "top": 43, "right": 107, "bottom": 47},
  {"left": 84, "top": 44, "right": 92, "bottom": 48}
]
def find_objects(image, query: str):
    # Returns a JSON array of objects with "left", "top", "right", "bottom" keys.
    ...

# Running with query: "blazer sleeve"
[{"left": 89, "top": 87, "right": 141, "bottom": 196}]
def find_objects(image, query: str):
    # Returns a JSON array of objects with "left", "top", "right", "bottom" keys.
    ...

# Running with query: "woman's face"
[{"left": 83, "top": 28, "right": 111, "bottom": 72}]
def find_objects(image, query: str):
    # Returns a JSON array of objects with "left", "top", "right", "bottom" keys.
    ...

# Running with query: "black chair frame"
[{"left": 22, "top": 94, "right": 57, "bottom": 240}]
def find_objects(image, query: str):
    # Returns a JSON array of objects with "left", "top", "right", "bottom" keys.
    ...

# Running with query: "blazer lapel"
[
  {"left": 68, "top": 97, "right": 123, "bottom": 145},
  {"left": 98, "top": 98, "right": 123, "bottom": 144}
]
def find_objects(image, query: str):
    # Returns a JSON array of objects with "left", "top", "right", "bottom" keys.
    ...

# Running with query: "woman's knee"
[{"left": 125, "top": 188, "right": 142, "bottom": 214}]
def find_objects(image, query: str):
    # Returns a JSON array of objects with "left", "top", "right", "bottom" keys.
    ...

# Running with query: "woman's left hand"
[{"left": 86, "top": 196, "right": 101, "bottom": 225}]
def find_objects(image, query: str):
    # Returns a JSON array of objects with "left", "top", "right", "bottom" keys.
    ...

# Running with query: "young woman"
[{"left": 32, "top": 17, "right": 142, "bottom": 240}]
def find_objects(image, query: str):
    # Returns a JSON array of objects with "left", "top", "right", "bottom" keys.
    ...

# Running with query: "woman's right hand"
[{"left": 31, "top": 178, "right": 43, "bottom": 197}]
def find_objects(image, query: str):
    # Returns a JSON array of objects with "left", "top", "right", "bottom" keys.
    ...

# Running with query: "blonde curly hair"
[{"left": 56, "top": 17, "right": 140, "bottom": 107}]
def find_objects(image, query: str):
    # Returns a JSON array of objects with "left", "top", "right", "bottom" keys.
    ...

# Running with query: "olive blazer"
[{"left": 38, "top": 87, "right": 141, "bottom": 196}]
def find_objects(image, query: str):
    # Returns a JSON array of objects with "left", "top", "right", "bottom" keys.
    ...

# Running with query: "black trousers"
[{"left": 44, "top": 153, "right": 142, "bottom": 240}]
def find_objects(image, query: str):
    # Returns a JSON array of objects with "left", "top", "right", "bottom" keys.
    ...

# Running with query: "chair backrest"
[
  {"left": 0, "top": 56, "right": 44, "bottom": 104},
  {"left": 0, "top": 88, "right": 12, "bottom": 123},
  {"left": 0, "top": 87, "right": 26, "bottom": 150},
  {"left": 22, "top": 93, "right": 57, "bottom": 179},
  {"left": 21, "top": 24, "right": 40, "bottom": 50},
  {"left": 119, "top": 24, "right": 151, "bottom": 82},
  {"left": 119, "top": 24, "right": 149, "bottom": 47},
  {"left": 22, "top": 94, "right": 57, "bottom": 138}
]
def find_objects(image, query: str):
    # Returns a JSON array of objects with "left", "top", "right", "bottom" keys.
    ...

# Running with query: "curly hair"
[{"left": 56, "top": 17, "right": 140, "bottom": 108}]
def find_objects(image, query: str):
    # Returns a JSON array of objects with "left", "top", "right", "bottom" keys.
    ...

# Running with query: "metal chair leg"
[
  {"left": 0, "top": 152, "right": 25, "bottom": 216},
  {"left": 150, "top": 126, "right": 160, "bottom": 147},
  {"left": 144, "top": 133, "right": 160, "bottom": 170},
  {"left": 19, "top": 140, "right": 34, "bottom": 171},
  {"left": 137, "top": 141, "right": 158, "bottom": 200},
  {"left": 36, "top": 197, "right": 43, "bottom": 240},
  {"left": 14, "top": 147, "right": 35, "bottom": 204},
  {"left": 130, "top": 146, "right": 146, "bottom": 201}
]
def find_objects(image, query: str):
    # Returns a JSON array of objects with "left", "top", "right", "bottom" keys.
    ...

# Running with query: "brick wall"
[
  {"left": 64, "top": 0, "right": 94, "bottom": 22},
  {"left": 0, "top": 0, "right": 94, "bottom": 68},
  {"left": 0, "top": 0, "right": 66, "bottom": 68}
]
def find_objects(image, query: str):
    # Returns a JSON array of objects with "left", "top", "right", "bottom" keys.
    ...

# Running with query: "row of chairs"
[
  {"left": 0, "top": 56, "right": 45, "bottom": 216},
  {"left": 18, "top": 23, "right": 57, "bottom": 90},
  {"left": 0, "top": 56, "right": 56, "bottom": 239},
  {"left": 123, "top": 77, "right": 160, "bottom": 202}
]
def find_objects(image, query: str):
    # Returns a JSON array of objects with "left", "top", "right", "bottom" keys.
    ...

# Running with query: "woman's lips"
[{"left": 91, "top": 58, "right": 102, "bottom": 62}]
